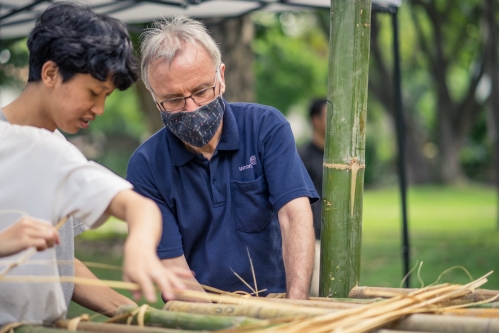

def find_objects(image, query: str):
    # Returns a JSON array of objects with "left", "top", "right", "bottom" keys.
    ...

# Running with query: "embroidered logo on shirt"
[{"left": 239, "top": 155, "right": 257, "bottom": 171}]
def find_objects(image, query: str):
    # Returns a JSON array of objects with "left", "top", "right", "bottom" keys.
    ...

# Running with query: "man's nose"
[{"left": 184, "top": 96, "right": 198, "bottom": 112}]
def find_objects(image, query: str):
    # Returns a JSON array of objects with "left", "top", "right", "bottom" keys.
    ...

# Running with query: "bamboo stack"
[{"left": 5, "top": 273, "right": 498, "bottom": 333}]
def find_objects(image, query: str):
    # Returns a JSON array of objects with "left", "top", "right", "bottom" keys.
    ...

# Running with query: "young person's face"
[{"left": 43, "top": 62, "right": 115, "bottom": 134}]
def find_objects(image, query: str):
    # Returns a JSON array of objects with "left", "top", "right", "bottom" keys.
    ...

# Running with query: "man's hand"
[
  {"left": 278, "top": 197, "right": 315, "bottom": 300},
  {"left": 0, "top": 216, "right": 60, "bottom": 257}
]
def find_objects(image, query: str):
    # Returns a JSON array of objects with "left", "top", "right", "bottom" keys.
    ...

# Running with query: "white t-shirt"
[
  {"left": 0, "top": 121, "right": 133, "bottom": 325},
  {"left": 0, "top": 108, "right": 88, "bottom": 308}
]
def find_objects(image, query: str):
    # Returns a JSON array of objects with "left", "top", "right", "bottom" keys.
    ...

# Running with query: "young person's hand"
[
  {"left": 123, "top": 238, "right": 192, "bottom": 302},
  {"left": 106, "top": 190, "right": 191, "bottom": 302},
  {"left": 0, "top": 216, "right": 60, "bottom": 257}
]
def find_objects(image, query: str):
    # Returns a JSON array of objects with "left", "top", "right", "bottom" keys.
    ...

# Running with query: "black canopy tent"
[{"left": 0, "top": 0, "right": 411, "bottom": 287}]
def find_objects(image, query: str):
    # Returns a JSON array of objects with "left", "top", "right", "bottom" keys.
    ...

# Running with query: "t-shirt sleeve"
[
  {"left": 261, "top": 116, "right": 319, "bottom": 212},
  {"left": 53, "top": 146, "right": 133, "bottom": 229},
  {"left": 127, "top": 152, "right": 184, "bottom": 259}
]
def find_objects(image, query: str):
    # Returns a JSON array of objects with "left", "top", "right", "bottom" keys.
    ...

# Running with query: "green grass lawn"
[
  {"left": 69, "top": 184, "right": 499, "bottom": 319},
  {"left": 361, "top": 185, "right": 498, "bottom": 290}
]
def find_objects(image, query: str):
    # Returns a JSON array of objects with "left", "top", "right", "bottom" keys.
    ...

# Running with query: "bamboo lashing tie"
[
  {"left": 66, "top": 314, "right": 90, "bottom": 331},
  {"left": 126, "top": 305, "right": 150, "bottom": 327},
  {"left": 0, "top": 216, "right": 68, "bottom": 277}
]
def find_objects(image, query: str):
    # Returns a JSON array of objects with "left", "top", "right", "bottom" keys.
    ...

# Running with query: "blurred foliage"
[
  {"left": 252, "top": 12, "right": 329, "bottom": 115},
  {"left": 0, "top": 2, "right": 496, "bottom": 185}
]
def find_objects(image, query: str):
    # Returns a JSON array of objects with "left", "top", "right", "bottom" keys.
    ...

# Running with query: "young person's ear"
[{"left": 40, "top": 61, "right": 60, "bottom": 88}]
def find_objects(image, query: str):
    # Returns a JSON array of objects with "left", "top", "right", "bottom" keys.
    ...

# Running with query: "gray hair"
[{"left": 140, "top": 16, "right": 222, "bottom": 90}]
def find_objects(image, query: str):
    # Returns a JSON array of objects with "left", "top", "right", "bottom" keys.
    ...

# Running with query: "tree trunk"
[
  {"left": 135, "top": 81, "right": 163, "bottom": 135},
  {"left": 203, "top": 15, "right": 255, "bottom": 103},
  {"left": 369, "top": 15, "right": 435, "bottom": 184},
  {"left": 320, "top": 0, "right": 371, "bottom": 298}
]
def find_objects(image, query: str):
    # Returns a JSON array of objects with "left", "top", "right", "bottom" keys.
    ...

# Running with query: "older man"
[{"left": 127, "top": 16, "right": 318, "bottom": 299}]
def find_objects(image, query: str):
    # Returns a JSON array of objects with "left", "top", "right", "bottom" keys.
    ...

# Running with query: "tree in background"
[{"left": 367, "top": 0, "right": 498, "bottom": 184}]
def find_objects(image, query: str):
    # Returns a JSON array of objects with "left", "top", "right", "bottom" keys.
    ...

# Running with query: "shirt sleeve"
[
  {"left": 261, "top": 115, "right": 319, "bottom": 212},
  {"left": 53, "top": 146, "right": 133, "bottom": 229},
  {"left": 127, "top": 151, "right": 184, "bottom": 259}
]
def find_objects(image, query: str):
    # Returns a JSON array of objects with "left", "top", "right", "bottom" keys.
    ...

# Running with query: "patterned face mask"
[{"left": 161, "top": 96, "right": 225, "bottom": 148}]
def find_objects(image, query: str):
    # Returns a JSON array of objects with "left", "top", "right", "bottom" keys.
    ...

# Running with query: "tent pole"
[{"left": 391, "top": 7, "right": 411, "bottom": 288}]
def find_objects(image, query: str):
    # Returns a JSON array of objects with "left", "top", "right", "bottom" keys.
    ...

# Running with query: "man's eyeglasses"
[{"left": 155, "top": 72, "right": 219, "bottom": 112}]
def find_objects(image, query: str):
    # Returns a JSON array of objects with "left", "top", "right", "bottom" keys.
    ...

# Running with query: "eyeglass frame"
[{"left": 151, "top": 70, "right": 221, "bottom": 113}]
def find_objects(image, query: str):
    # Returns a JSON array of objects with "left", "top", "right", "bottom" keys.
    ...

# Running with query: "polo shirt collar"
[{"left": 166, "top": 98, "right": 240, "bottom": 167}]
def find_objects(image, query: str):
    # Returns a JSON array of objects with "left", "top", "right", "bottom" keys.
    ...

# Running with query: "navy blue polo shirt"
[{"left": 127, "top": 100, "right": 318, "bottom": 294}]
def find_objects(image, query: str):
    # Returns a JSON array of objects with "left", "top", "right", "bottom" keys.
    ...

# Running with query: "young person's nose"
[{"left": 91, "top": 102, "right": 105, "bottom": 116}]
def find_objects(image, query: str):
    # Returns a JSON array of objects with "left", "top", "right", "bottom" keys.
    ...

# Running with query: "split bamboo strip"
[
  {"left": 438, "top": 308, "right": 499, "bottom": 318},
  {"left": 374, "top": 331, "right": 442, "bottom": 333},
  {"left": 117, "top": 305, "right": 265, "bottom": 331},
  {"left": 389, "top": 314, "right": 499, "bottom": 333},
  {"left": 308, "top": 297, "right": 385, "bottom": 304},
  {"left": 55, "top": 320, "right": 201, "bottom": 333},
  {"left": 251, "top": 298, "right": 359, "bottom": 310},
  {"left": 164, "top": 301, "right": 331, "bottom": 319},
  {"left": 320, "top": 0, "right": 371, "bottom": 298},
  {"left": 349, "top": 286, "right": 499, "bottom": 303}
]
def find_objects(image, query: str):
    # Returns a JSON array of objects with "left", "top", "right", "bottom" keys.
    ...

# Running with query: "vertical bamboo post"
[{"left": 319, "top": 0, "right": 372, "bottom": 297}]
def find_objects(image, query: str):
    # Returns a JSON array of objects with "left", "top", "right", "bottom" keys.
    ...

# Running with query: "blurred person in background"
[{"left": 298, "top": 98, "right": 327, "bottom": 296}]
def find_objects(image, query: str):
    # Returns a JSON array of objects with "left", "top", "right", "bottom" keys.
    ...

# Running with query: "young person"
[
  {"left": 0, "top": 121, "right": 190, "bottom": 325},
  {"left": 0, "top": 1, "right": 187, "bottom": 318}
]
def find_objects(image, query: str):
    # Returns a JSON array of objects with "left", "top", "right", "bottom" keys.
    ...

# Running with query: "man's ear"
[
  {"left": 40, "top": 61, "right": 60, "bottom": 88},
  {"left": 219, "top": 63, "right": 226, "bottom": 94}
]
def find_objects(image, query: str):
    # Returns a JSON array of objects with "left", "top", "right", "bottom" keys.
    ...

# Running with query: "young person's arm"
[
  {"left": 0, "top": 216, "right": 59, "bottom": 257},
  {"left": 161, "top": 255, "right": 210, "bottom": 302},
  {"left": 72, "top": 258, "right": 137, "bottom": 316},
  {"left": 105, "top": 189, "right": 192, "bottom": 302}
]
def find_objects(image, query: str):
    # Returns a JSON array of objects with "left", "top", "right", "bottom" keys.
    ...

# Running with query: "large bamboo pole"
[
  {"left": 117, "top": 305, "right": 263, "bottom": 331},
  {"left": 389, "top": 313, "right": 499, "bottom": 333},
  {"left": 320, "top": 0, "right": 372, "bottom": 297},
  {"left": 55, "top": 320, "right": 200, "bottom": 333},
  {"left": 349, "top": 286, "right": 499, "bottom": 303}
]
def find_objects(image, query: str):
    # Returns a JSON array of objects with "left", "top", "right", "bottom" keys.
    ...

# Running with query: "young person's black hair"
[
  {"left": 309, "top": 99, "right": 327, "bottom": 119},
  {"left": 27, "top": 1, "right": 139, "bottom": 90}
]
